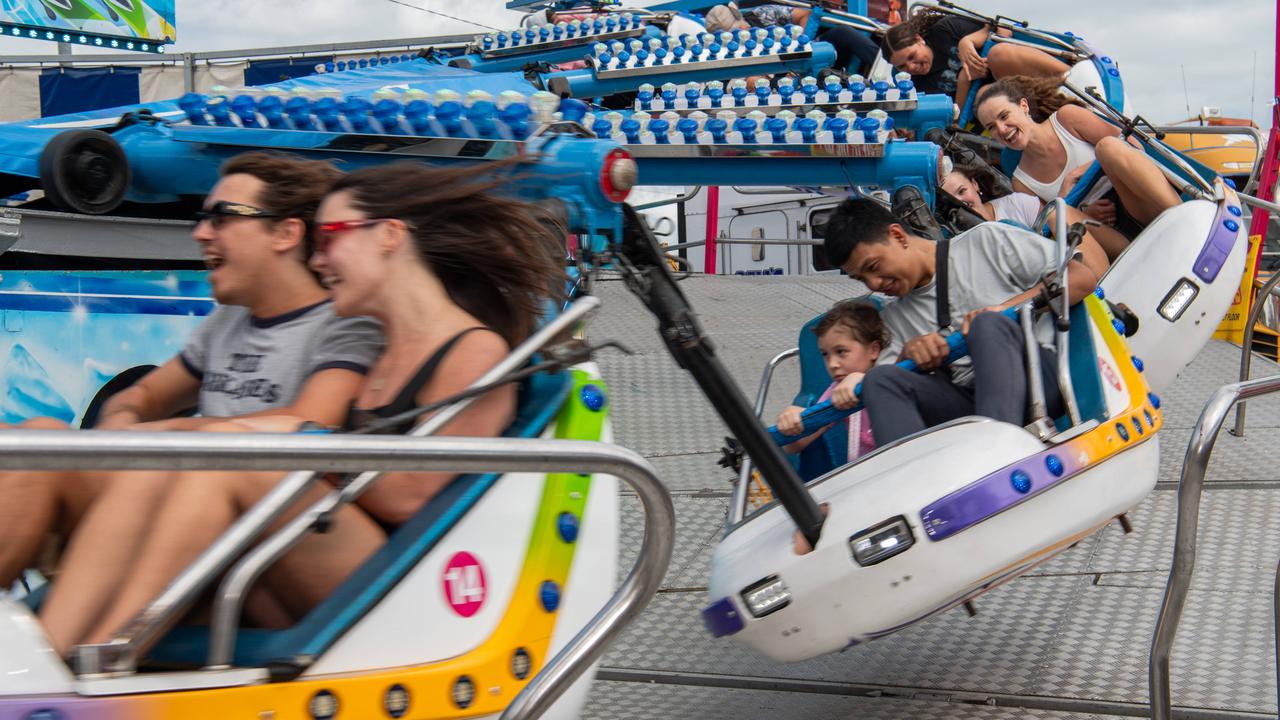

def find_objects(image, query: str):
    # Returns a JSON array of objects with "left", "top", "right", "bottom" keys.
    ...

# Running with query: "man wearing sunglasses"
[{"left": 0, "top": 152, "right": 383, "bottom": 594}]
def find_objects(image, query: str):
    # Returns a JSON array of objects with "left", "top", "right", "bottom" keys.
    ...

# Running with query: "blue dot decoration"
[
  {"left": 1148, "top": 392, "right": 1161, "bottom": 409},
  {"left": 1112, "top": 318, "right": 1126, "bottom": 335},
  {"left": 1107, "top": 68, "right": 1120, "bottom": 76},
  {"left": 540, "top": 580, "right": 561, "bottom": 612},
  {"left": 1228, "top": 205, "right": 1242, "bottom": 217},
  {"left": 1131, "top": 356, "right": 1144, "bottom": 372},
  {"left": 1225, "top": 178, "right": 1238, "bottom": 189},
  {"left": 1094, "top": 287, "right": 1106, "bottom": 300},
  {"left": 1011, "top": 469, "right": 1032, "bottom": 494},
  {"left": 1115, "top": 422, "right": 1130, "bottom": 442},
  {"left": 1045, "top": 454, "right": 1064, "bottom": 477},
  {"left": 580, "top": 383, "right": 607, "bottom": 412},
  {"left": 1224, "top": 219, "right": 1240, "bottom": 233},
  {"left": 1132, "top": 416, "right": 1144, "bottom": 436},
  {"left": 557, "top": 512, "right": 580, "bottom": 543},
  {"left": 25, "top": 711, "right": 66, "bottom": 720}
]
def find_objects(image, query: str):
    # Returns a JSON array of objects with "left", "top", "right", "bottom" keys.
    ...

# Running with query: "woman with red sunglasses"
[{"left": 42, "top": 162, "right": 567, "bottom": 654}]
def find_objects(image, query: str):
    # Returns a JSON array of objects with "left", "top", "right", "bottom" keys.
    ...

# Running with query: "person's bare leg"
[
  {"left": 75, "top": 469, "right": 383, "bottom": 653},
  {"left": 1095, "top": 136, "right": 1181, "bottom": 225},
  {"left": 986, "top": 43, "right": 1070, "bottom": 80},
  {"left": 0, "top": 417, "right": 103, "bottom": 587},
  {"left": 1088, "top": 222, "right": 1131, "bottom": 260},
  {"left": 1058, "top": 205, "right": 1121, "bottom": 269},
  {"left": 38, "top": 470, "right": 179, "bottom": 653}
]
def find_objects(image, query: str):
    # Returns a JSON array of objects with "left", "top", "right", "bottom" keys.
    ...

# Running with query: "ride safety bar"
[
  {"left": 1230, "top": 268, "right": 1280, "bottom": 437},
  {"left": 1148, "top": 374, "right": 1280, "bottom": 720},
  {"left": 0, "top": 432, "right": 674, "bottom": 720},
  {"left": 730, "top": 347, "right": 799, "bottom": 527}
]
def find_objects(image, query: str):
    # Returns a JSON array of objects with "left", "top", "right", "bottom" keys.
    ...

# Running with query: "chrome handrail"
[
  {"left": 729, "top": 347, "right": 800, "bottom": 526},
  {"left": 72, "top": 296, "right": 601, "bottom": 674},
  {"left": 632, "top": 186, "right": 702, "bottom": 211},
  {"left": 0, "top": 432, "right": 674, "bottom": 720},
  {"left": 1149, "top": 125, "right": 1266, "bottom": 196},
  {"left": 1230, "top": 270, "right": 1280, "bottom": 436},
  {"left": 1060, "top": 81, "right": 1217, "bottom": 200},
  {"left": 1148, "top": 374, "right": 1280, "bottom": 720},
  {"left": 1031, "top": 197, "right": 1083, "bottom": 427}
]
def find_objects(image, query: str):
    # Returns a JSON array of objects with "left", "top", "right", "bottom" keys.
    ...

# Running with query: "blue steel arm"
[
  {"left": 630, "top": 140, "right": 939, "bottom": 203},
  {"left": 768, "top": 307, "right": 1017, "bottom": 445}
]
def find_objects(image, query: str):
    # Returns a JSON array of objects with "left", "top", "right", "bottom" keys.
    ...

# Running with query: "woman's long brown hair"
[
  {"left": 327, "top": 161, "right": 567, "bottom": 347},
  {"left": 975, "top": 75, "right": 1081, "bottom": 124},
  {"left": 880, "top": 7, "right": 947, "bottom": 58}
]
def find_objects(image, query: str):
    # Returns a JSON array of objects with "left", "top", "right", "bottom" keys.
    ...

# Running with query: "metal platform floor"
[{"left": 580, "top": 273, "right": 1280, "bottom": 720}]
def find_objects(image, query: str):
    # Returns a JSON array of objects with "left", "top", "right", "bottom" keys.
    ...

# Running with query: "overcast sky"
[{"left": 0, "top": 1, "right": 1274, "bottom": 126}]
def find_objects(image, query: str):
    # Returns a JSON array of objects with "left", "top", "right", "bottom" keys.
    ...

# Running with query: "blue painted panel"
[
  {"left": 245, "top": 57, "right": 334, "bottom": 87},
  {"left": 0, "top": 270, "right": 211, "bottom": 424},
  {"left": 39, "top": 66, "right": 140, "bottom": 117}
]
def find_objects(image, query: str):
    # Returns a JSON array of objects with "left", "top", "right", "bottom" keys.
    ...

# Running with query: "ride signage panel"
[{"left": 0, "top": 0, "right": 176, "bottom": 52}]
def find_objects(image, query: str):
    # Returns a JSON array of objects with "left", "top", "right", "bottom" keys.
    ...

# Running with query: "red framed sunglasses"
[{"left": 313, "top": 218, "right": 391, "bottom": 254}]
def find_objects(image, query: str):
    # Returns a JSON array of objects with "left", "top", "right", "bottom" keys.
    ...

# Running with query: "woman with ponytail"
[
  {"left": 974, "top": 75, "right": 1180, "bottom": 238},
  {"left": 881, "top": 9, "right": 1068, "bottom": 106}
]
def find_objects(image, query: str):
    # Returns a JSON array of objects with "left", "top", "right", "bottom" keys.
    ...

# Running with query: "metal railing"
[
  {"left": 0, "top": 431, "right": 674, "bottom": 720},
  {"left": 729, "top": 347, "right": 799, "bottom": 526},
  {"left": 1151, "top": 124, "right": 1268, "bottom": 197},
  {"left": 71, "top": 297, "right": 600, "bottom": 674},
  {"left": 1148, "top": 374, "right": 1280, "bottom": 720},
  {"left": 1230, "top": 271, "right": 1280, "bottom": 436}
]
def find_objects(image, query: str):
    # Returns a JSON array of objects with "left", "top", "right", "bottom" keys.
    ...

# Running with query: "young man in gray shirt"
[
  {"left": 823, "top": 198, "right": 1098, "bottom": 445},
  {"left": 0, "top": 153, "right": 382, "bottom": 597}
]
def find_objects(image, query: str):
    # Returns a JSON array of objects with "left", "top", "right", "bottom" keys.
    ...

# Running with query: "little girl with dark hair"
[{"left": 776, "top": 299, "right": 889, "bottom": 463}]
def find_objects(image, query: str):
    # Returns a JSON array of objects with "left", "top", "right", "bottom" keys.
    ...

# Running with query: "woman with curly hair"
[{"left": 974, "top": 75, "right": 1180, "bottom": 238}]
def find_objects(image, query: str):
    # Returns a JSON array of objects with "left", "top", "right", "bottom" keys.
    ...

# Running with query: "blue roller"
[
  {"left": 543, "top": 41, "right": 838, "bottom": 98},
  {"left": 451, "top": 24, "right": 663, "bottom": 74}
]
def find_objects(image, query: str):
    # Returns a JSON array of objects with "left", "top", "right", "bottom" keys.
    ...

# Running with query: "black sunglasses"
[{"left": 193, "top": 200, "right": 282, "bottom": 228}]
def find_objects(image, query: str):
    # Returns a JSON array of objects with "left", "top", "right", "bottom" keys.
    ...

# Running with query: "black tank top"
[{"left": 345, "top": 327, "right": 488, "bottom": 434}]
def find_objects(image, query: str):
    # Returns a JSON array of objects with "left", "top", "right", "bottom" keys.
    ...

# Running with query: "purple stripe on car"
[
  {"left": 1193, "top": 199, "right": 1242, "bottom": 283},
  {"left": 702, "top": 596, "right": 745, "bottom": 637},
  {"left": 919, "top": 450, "right": 1082, "bottom": 542}
]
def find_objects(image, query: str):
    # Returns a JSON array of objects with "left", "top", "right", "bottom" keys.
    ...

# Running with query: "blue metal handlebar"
[{"left": 768, "top": 307, "right": 1017, "bottom": 445}]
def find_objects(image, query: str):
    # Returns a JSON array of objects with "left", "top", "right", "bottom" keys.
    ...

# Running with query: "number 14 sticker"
[{"left": 442, "top": 551, "right": 488, "bottom": 618}]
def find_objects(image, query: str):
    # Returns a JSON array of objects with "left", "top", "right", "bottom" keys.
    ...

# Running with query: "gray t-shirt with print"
[
  {"left": 878, "top": 221, "right": 1059, "bottom": 387},
  {"left": 180, "top": 300, "right": 384, "bottom": 417}
]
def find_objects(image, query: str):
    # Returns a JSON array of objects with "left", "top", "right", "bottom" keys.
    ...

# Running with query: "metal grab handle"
[
  {"left": 1149, "top": 374, "right": 1280, "bottom": 720},
  {"left": 730, "top": 347, "right": 799, "bottom": 526},
  {"left": 1059, "top": 80, "right": 1216, "bottom": 200},
  {"left": 0, "top": 432, "right": 674, "bottom": 720},
  {"left": 1231, "top": 270, "right": 1280, "bottom": 437}
]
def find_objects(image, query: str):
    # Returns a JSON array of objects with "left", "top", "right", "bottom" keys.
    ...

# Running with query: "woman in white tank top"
[
  {"left": 974, "top": 76, "right": 1180, "bottom": 239},
  {"left": 941, "top": 164, "right": 1114, "bottom": 271}
]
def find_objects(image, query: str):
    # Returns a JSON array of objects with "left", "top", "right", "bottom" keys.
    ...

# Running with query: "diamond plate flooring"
[{"left": 586, "top": 275, "right": 1280, "bottom": 719}]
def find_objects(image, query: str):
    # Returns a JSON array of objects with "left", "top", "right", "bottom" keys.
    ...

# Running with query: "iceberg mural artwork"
[{"left": 0, "top": 269, "right": 211, "bottom": 425}]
